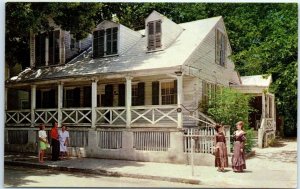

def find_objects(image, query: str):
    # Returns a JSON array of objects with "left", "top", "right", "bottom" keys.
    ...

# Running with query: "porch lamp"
[{"left": 175, "top": 71, "right": 182, "bottom": 76}]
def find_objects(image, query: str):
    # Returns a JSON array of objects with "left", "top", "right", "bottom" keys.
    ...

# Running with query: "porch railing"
[
  {"left": 183, "top": 126, "right": 230, "bottom": 154},
  {"left": 35, "top": 109, "right": 58, "bottom": 124},
  {"left": 6, "top": 110, "right": 31, "bottom": 125},
  {"left": 62, "top": 108, "right": 92, "bottom": 125},
  {"left": 95, "top": 107, "right": 126, "bottom": 125},
  {"left": 131, "top": 105, "right": 178, "bottom": 125}
]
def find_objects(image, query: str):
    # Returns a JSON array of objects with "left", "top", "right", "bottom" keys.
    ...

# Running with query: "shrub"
[{"left": 206, "top": 87, "right": 255, "bottom": 152}]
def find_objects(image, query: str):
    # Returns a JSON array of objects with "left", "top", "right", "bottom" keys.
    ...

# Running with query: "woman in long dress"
[
  {"left": 59, "top": 125, "right": 70, "bottom": 159},
  {"left": 214, "top": 124, "right": 228, "bottom": 172},
  {"left": 232, "top": 121, "right": 247, "bottom": 172}
]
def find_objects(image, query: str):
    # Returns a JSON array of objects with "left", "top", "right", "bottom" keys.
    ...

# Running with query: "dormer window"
[
  {"left": 215, "top": 29, "right": 226, "bottom": 66},
  {"left": 147, "top": 20, "right": 161, "bottom": 51},
  {"left": 93, "top": 27, "right": 118, "bottom": 58}
]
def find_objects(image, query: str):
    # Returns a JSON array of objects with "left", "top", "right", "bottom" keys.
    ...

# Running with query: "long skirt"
[
  {"left": 232, "top": 141, "right": 246, "bottom": 172},
  {"left": 215, "top": 142, "right": 228, "bottom": 167}
]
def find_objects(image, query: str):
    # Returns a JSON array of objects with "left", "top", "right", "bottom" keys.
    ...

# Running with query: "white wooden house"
[{"left": 5, "top": 11, "right": 276, "bottom": 165}]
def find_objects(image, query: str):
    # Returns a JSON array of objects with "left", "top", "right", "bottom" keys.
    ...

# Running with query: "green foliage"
[{"left": 207, "top": 88, "right": 255, "bottom": 152}]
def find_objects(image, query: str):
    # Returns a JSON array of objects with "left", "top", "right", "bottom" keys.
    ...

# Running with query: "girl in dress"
[
  {"left": 38, "top": 124, "right": 48, "bottom": 163},
  {"left": 232, "top": 121, "right": 247, "bottom": 172},
  {"left": 214, "top": 124, "right": 228, "bottom": 172}
]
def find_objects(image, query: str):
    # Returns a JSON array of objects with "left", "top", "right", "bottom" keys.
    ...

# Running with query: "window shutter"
[
  {"left": 83, "top": 86, "right": 92, "bottom": 107},
  {"left": 221, "top": 34, "right": 226, "bottom": 66},
  {"left": 36, "top": 90, "right": 42, "bottom": 109},
  {"left": 112, "top": 27, "right": 118, "bottom": 54},
  {"left": 118, "top": 84, "right": 125, "bottom": 106},
  {"left": 137, "top": 82, "right": 145, "bottom": 105},
  {"left": 106, "top": 28, "right": 112, "bottom": 55},
  {"left": 93, "top": 30, "right": 105, "bottom": 58},
  {"left": 202, "top": 80, "right": 207, "bottom": 109},
  {"left": 50, "top": 89, "right": 56, "bottom": 108},
  {"left": 74, "top": 88, "right": 81, "bottom": 107},
  {"left": 215, "top": 29, "right": 221, "bottom": 65},
  {"left": 155, "top": 21, "right": 162, "bottom": 48},
  {"left": 35, "top": 33, "right": 46, "bottom": 67},
  {"left": 173, "top": 80, "right": 177, "bottom": 104},
  {"left": 148, "top": 22, "right": 155, "bottom": 50},
  {"left": 152, "top": 81, "right": 159, "bottom": 105},
  {"left": 104, "top": 84, "right": 113, "bottom": 107}
]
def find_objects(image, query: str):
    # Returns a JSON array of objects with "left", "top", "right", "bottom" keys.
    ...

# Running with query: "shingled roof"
[{"left": 7, "top": 16, "right": 222, "bottom": 84}]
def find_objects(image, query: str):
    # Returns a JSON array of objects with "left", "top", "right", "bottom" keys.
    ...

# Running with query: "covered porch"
[
  {"left": 5, "top": 69, "right": 188, "bottom": 129},
  {"left": 231, "top": 75, "right": 276, "bottom": 148}
]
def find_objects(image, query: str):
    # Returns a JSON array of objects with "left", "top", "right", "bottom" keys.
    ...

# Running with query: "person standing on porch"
[
  {"left": 50, "top": 122, "right": 60, "bottom": 161},
  {"left": 58, "top": 125, "right": 70, "bottom": 159},
  {"left": 232, "top": 121, "right": 247, "bottom": 172},
  {"left": 214, "top": 124, "right": 228, "bottom": 172},
  {"left": 38, "top": 124, "right": 48, "bottom": 163}
]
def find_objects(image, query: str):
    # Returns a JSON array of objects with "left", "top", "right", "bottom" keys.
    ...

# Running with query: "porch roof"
[
  {"left": 7, "top": 16, "right": 222, "bottom": 85},
  {"left": 240, "top": 75, "right": 272, "bottom": 87}
]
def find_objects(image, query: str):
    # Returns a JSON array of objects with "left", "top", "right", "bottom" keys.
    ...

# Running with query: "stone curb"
[{"left": 5, "top": 160, "right": 201, "bottom": 185}]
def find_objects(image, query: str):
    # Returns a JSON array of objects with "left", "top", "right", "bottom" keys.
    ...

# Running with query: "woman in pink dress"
[
  {"left": 214, "top": 124, "right": 228, "bottom": 172},
  {"left": 232, "top": 121, "right": 247, "bottom": 172}
]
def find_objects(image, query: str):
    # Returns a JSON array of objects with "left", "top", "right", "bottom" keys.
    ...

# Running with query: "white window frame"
[{"left": 159, "top": 79, "right": 176, "bottom": 105}]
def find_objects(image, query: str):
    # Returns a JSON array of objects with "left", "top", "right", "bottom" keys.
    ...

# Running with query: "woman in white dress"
[{"left": 59, "top": 125, "right": 70, "bottom": 159}]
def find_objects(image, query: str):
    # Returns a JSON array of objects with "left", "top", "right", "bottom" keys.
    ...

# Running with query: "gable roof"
[
  {"left": 7, "top": 16, "right": 223, "bottom": 84},
  {"left": 241, "top": 75, "right": 272, "bottom": 87}
]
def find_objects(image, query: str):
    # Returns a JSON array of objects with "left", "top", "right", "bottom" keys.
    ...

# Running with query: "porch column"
[
  {"left": 45, "top": 36, "right": 49, "bottom": 66},
  {"left": 91, "top": 80, "right": 98, "bottom": 128},
  {"left": 176, "top": 71, "right": 183, "bottom": 129},
  {"left": 272, "top": 95, "right": 276, "bottom": 119},
  {"left": 266, "top": 94, "right": 270, "bottom": 118},
  {"left": 30, "top": 85, "right": 36, "bottom": 127},
  {"left": 5, "top": 87, "right": 8, "bottom": 110},
  {"left": 58, "top": 82, "right": 64, "bottom": 127},
  {"left": 125, "top": 76, "right": 133, "bottom": 128},
  {"left": 262, "top": 92, "right": 265, "bottom": 119}
]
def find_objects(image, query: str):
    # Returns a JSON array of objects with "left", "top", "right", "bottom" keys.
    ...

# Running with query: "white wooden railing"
[
  {"left": 133, "top": 131, "right": 170, "bottom": 151},
  {"left": 62, "top": 108, "right": 92, "bottom": 124},
  {"left": 6, "top": 110, "right": 31, "bottom": 125},
  {"left": 183, "top": 127, "right": 230, "bottom": 154},
  {"left": 95, "top": 107, "right": 126, "bottom": 125},
  {"left": 258, "top": 118, "right": 276, "bottom": 148},
  {"left": 131, "top": 105, "right": 178, "bottom": 125},
  {"left": 35, "top": 109, "right": 58, "bottom": 124}
]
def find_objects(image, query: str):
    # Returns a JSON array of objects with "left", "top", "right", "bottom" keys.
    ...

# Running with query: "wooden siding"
[
  {"left": 65, "top": 31, "right": 92, "bottom": 61},
  {"left": 184, "top": 19, "right": 241, "bottom": 86}
]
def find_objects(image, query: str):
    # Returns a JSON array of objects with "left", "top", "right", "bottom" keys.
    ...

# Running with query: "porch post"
[
  {"left": 30, "top": 85, "right": 36, "bottom": 127},
  {"left": 91, "top": 80, "right": 98, "bottom": 128},
  {"left": 266, "top": 94, "right": 270, "bottom": 118},
  {"left": 262, "top": 92, "right": 265, "bottom": 119},
  {"left": 125, "top": 76, "right": 132, "bottom": 128},
  {"left": 58, "top": 82, "right": 64, "bottom": 127},
  {"left": 176, "top": 71, "right": 183, "bottom": 129},
  {"left": 5, "top": 87, "right": 8, "bottom": 110},
  {"left": 272, "top": 95, "right": 275, "bottom": 119}
]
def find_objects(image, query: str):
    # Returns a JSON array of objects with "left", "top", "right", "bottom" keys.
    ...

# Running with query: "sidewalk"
[{"left": 4, "top": 138, "right": 297, "bottom": 188}]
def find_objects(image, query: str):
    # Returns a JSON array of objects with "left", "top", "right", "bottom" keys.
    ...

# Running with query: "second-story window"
[
  {"left": 93, "top": 27, "right": 118, "bottom": 58},
  {"left": 215, "top": 29, "right": 226, "bottom": 66},
  {"left": 147, "top": 20, "right": 162, "bottom": 51},
  {"left": 48, "top": 30, "right": 60, "bottom": 65}
]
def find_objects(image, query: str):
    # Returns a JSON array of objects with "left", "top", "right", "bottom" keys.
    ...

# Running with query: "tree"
[{"left": 207, "top": 87, "right": 255, "bottom": 152}]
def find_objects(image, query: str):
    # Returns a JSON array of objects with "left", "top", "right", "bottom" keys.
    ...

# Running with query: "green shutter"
[
  {"left": 83, "top": 86, "right": 92, "bottom": 107},
  {"left": 104, "top": 84, "right": 113, "bottom": 107},
  {"left": 118, "top": 84, "right": 125, "bottom": 106},
  {"left": 93, "top": 30, "right": 105, "bottom": 58},
  {"left": 152, "top": 81, "right": 159, "bottom": 105},
  {"left": 174, "top": 80, "right": 177, "bottom": 104},
  {"left": 138, "top": 82, "right": 145, "bottom": 105}
]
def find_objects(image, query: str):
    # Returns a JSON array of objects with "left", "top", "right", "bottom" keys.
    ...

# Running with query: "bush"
[{"left": 206, "top": 87, "right": 255, "bottom": 152}]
